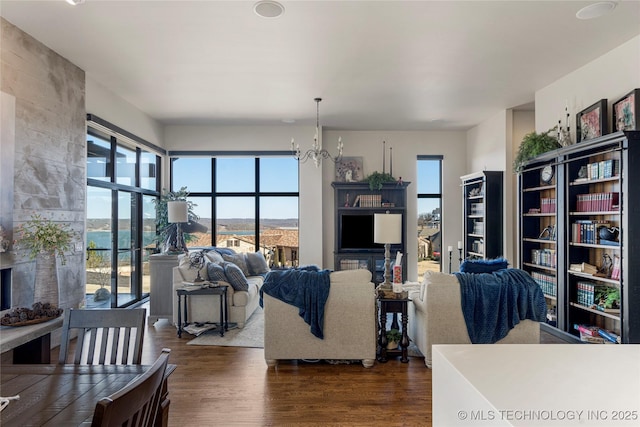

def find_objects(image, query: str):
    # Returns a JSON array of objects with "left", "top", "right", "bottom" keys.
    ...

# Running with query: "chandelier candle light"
[
  {"left": 291, "top": 98, "right": 343, "bottom": 167},
  {"left": 374, "top": 212, "right": 402, "bottom": 289},
  {"left": 167, "top": 201, "right": 189, "bottom": 253}
]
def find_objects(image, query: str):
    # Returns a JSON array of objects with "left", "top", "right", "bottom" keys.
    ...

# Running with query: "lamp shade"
[
  {"left": 167, "top": 201, "right": 188, "bottom": 223},
  {"left": 374, "top": 213, "right": 402, "bottom": 244}
]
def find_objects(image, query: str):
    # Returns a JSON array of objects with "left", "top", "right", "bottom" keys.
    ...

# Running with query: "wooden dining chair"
[
  {"left": 91, "top": 348, "right": 171, "bottom": 427},
  {"left": 58, "top": 307, "right": 147, "bottom": 365}
]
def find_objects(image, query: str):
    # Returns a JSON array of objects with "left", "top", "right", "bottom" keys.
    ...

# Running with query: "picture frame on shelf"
[
  {"left": 335, "top": 157, "right": 364, "bottom": 182},
  {"left": 613, "top": 88, "right": 639, "bottom": 132},
  {"left": 577, "top": 99, "right": 608, "bottom": 142}
]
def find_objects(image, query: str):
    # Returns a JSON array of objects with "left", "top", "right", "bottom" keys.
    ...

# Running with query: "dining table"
[{"left": 0, "top": 363, "right": 176, "bottom": 427}]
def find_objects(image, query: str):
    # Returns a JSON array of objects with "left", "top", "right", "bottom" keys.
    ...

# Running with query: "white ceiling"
[{"left": 1, "top": 0, "right": 639, "bottom": 131}]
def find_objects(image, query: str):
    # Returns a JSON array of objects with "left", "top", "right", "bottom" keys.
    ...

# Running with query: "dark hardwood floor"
[
  {"left": 136, "top": 317, "right": 432, "bottom": 427},
  {"left": 45, "top": 306, "right": 566, "bottom": 427}
]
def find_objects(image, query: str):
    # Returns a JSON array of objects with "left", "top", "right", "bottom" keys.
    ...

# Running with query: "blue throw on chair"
[
  {"left": 260, "top": 266, "right": 331, "bottom": 339},
  {"left": 454, "top": 268, "right": 546, "bottom": 344}
]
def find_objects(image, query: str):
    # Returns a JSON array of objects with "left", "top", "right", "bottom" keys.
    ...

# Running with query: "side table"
[
  {"left": 377, "top": 296, "right": 410, "bottom": 363},
  {"left": 176, "top": 284, "right": 228, "bottom": 338}
]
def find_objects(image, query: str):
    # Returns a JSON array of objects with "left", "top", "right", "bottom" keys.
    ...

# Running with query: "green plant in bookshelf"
[
  {"left": 513, "top": 128, "right": 562, "bottom": 173},
  {"left": 363, "top": 171, "right": 395, "bottom": 190}
]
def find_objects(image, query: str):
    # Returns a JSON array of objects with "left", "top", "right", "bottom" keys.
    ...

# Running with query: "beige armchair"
[
  {"left": 263, "top": 269, "right": 377, "bottom": 368},
  {"left": 408, "top": 272, "right": 541, "bottom": 368}
]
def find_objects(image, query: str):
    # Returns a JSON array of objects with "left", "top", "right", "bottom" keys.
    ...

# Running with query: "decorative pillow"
[
  {"left": 204, "top": 250, "right": 224, "bottom": 264},
  {"left": 245, "top": 251, "right": 270, "bottom": 276},
  {"left": 178, "top": 253, "right": 208, "bottom": 282},
  {"left": 459, "top": 257, "right": 509, "bottom": 274},
  {"left": 206, "top": 261, "right": 227, "bottom": 283},
  {"left": 221, "top": 261, "right": 249, "bottom": 291},
  {"left": 222, "top": 253, "right": 250, "bottom": 276}
]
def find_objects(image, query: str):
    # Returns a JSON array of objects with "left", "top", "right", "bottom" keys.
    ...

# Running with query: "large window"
[
  {"left": 171, "top": 156, "right": 299, "bottom": 267},
  {"left": 417, "top": 156, "right": 443, "bottom": 277},
  {"left": 86, "top": 118, "right": 162, "bottom": 308}
]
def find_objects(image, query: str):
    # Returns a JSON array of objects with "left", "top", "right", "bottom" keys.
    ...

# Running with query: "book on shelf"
[
  {"left": 574, "top": 324, "right": 598, "bottom": 337},
  {"left": 354, "top": 194, "right": 382, "bottom": 208},
  {"left": 569, "top": 262, "right": 598, "bottom": 275},
  {"left": 575, "top": 192, "right": 619, "bottom": 212},
  {"left": 597, "top": 328, "right": 620, "bottom": 344},
  {"left": 610, "top": 255, "right": 621, "bottom": 280},
  {"left": 181, "top": 281, "right": 219, "bottom": 289}
]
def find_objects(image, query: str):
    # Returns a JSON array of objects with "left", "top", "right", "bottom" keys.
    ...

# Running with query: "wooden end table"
[
  {"left": 176, "top": 283, "right": 228, "bottom": 338},
  {"left": 377, "top": 295, "right": 410, "bottom": 363}
]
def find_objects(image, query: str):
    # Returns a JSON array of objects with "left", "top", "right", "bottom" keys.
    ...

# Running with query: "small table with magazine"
[{"left": 176, "top": 282, "right": 228, "bottom": 338}]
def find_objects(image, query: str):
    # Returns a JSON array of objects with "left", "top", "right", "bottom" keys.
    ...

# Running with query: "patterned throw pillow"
[
  {"left": 204, "top": 250, "right": 224, "bottom": 264},
  {"left": 206, "top": 262, "right": 227, "bottom": 283},
  {"left": 221, "top": 261, "right": 249, "bottom": 291},
  {"left": 245, "top": 251, "right": 270, "bottom": 276},
  {"left": 222, "top": 253, "right": 250, "bottom": 276},
  {"left": 178, "top": 253, "right": 208, "bottom": 282}
]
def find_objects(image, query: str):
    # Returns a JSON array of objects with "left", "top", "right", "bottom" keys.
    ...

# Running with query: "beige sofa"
[
  {"left": 263, "top": 269, "right": 376, "bottom": 368},
  {"left": 408, "top": 271, "right": 541, "bottom": 368}
]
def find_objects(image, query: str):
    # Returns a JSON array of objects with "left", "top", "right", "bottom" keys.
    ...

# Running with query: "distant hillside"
[{"left": 87, "top": 218, "right": 298, "bottom": 231}]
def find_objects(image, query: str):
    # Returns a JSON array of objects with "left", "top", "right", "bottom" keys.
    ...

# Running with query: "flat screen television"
[{"left": 339, "top": 214, "right": 383, "bottom": 250}]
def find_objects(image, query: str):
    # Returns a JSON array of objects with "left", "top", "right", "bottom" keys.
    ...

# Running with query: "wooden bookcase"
[
  {"left": 519, "top": 130, "right": 640, "bottom": 343},
  {"left": 461, "top": 171, "right": 503, "bottom": 260},
  {"left": 332, "top": 181, "right": 410, "bottom": 284}
]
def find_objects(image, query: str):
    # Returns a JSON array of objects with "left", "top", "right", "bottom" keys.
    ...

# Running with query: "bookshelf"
[
  {"left": 461, "top": 171, "right": 503, "bottom": 260},
  {"left": 518, "top": 130, "right": 640, "bottom": 343}
]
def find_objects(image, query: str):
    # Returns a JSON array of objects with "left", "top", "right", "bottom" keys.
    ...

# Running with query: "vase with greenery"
[
  {"left": 363, "top": 171, "right": 396, "bottom": 190},
  {"left": 15, "top": 213, "right": 76, "bottom": 306},
  {"left": 513, "top": 128, "right": 562, "bottom": 173},
  {"left": 153, "top": 187, "right": 201, "bottom": 253}
]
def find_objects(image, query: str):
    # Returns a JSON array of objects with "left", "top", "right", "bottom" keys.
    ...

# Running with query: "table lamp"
[
  {"left": 167, "top": 200, "right": 188, "bottom": 253},
  {"left": 374, "top": 212, "right": 402, "bottom": 288}
]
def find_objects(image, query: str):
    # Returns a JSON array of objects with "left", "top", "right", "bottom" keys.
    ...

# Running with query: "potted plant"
[
  {"left": 363, "top": 171, "right": 396, "bottom": 190},
  {"left": 386, "top": 328, "right": 403, "bottom": 350},
  {"left": 513, "top": 128, "right": 562, "bottom": 173}
]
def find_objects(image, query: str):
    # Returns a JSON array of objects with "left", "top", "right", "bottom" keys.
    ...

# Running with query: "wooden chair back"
[
  {"left": 58, "top": 308, "right": 146, "bottom": 365},
  {"left": 91, "top": 348, "right": 171, "bottom": 427}
]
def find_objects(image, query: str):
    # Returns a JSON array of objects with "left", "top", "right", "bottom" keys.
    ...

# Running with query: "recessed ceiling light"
[
  {"left": 282, "top": 119, "right": 296, "bottom": 124},
  {"left": 576, "top": 1, "right": 617, "bottom": 20},
  {"left": 65, "top": 0, "right": 86, "bottom": 5},
  {"left": 254, "top": 1, "right": 285, "bottom": 19}
]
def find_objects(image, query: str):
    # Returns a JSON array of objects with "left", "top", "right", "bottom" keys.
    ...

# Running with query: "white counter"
[{"left": 433, "top": 344, "right": 640, "bottom": 426}]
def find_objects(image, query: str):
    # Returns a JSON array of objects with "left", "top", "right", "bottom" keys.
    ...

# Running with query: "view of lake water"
[{"left": 86, "top": 230, "right": 255, "bottom": 249}]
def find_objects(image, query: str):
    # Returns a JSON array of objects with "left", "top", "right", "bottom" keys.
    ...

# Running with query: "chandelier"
[{"left": 291, "top": 98, "right": 343, "bottom": 167}]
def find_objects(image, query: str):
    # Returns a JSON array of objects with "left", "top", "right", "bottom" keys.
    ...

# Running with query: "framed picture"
[
  {"left": 613, "top": 88, "right": 640, "bottom": 132},
  {"left": 335, "top": 157, "right": 364, "bottom": 182},
  {"left": 577, "top": 99, "right": 608, "bottom": 142}
]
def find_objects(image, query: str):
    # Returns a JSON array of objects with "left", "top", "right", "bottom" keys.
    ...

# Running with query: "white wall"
[
  {"left": 511, "top": 110, "right": 535, "bottom": 266},
  {"left": 86, "top": 76, "right": 165, "bottom": 148},
  {"left": 465, "top": 110, "right": 513, "bottom": 261},
  {"left": 536, "top": 35, "right": 640, "bottom": 137},
  {"left": 466, "top": 110, "right": 509, "bottom": 173},
  {"left": 323, "top": 130, "right": 467, "bottom": 281}
]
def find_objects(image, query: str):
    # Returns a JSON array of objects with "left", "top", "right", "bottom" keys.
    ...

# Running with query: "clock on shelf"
[{"left": 541, "top": 165, "right": 554, "bottom": 184}]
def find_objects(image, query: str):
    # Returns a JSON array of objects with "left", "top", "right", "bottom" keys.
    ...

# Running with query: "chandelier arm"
[{"left": 290, "top": 97, "right": 343, "bottom": 167}]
